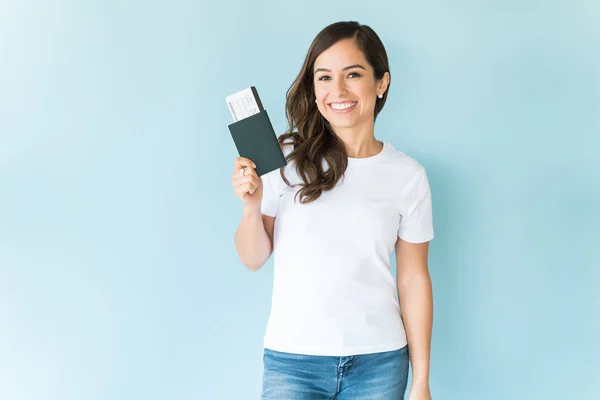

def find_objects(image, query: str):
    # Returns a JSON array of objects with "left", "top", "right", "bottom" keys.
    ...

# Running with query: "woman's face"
[{"left": 313, "top": 38, "right": 389, "bottom": 131}]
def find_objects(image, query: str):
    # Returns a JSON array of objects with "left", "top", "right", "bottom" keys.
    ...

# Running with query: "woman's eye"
[{"left": 317, "top": 72, "right": 360, "bottom": 81}]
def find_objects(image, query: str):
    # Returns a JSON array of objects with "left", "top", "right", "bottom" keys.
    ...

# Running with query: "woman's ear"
[{"left": 378, "top": 71, "right": 390, "bottom": 95}]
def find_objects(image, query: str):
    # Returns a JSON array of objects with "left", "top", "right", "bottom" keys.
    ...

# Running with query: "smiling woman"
[{"left": 232, "top": 20, "right": 435, "bottom": 400}]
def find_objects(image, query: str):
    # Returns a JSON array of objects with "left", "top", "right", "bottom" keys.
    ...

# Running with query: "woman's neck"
[{"left": 332, "top": 121, "right": 381, "bottom": 158}]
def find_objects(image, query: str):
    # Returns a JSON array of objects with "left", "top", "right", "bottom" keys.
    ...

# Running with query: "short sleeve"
[
  {"left": 397, "top": 167, "right": 434, "bottom": 243},
  {"left": 260, "top": 169, "right": 280, "bottom": 217}
]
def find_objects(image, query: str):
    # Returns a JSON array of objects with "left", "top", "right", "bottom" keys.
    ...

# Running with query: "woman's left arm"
[{"left": 396, "top": 237, "right": 433, "bottom": 399}]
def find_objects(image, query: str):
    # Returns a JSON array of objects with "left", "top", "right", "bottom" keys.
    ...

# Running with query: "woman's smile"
[{"left": 328, "top": 101, "right": 358, "bottom": 113}]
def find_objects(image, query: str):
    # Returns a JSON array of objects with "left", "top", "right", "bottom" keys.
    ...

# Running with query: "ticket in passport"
[{"left": 226, "top": 86, "right": 264, "bottom": 122}]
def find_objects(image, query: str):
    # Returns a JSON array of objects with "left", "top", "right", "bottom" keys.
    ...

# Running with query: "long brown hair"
[{"left": 277, "top": 21, "right": 390, "bottom": 204}]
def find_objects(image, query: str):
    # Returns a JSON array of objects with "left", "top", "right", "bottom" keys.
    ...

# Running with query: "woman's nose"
[{"left": 333, "top": 78, "right": 348, "bottom": 96}]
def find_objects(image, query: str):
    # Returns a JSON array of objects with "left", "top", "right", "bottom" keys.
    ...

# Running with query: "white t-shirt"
[{"left": 260, "top": 139, "right": 434, "bottom": 356}]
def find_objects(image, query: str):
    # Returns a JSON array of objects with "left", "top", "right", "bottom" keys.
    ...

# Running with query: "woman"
[{"left": 233, "top": 21, "right": 434, "bottom": 400}]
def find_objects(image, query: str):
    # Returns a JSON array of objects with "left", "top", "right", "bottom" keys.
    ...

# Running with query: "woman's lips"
[{"left": 328, "top": 101, "right": 358, "bottom": 114}]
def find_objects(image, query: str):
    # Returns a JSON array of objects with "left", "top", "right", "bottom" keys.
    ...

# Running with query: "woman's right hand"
[{"left": 232, "top": 157, "right": 262, "bottom": 209}]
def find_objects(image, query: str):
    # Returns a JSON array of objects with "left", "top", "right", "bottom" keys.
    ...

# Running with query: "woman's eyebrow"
[{"left": 314, "top": 64, "right": 366, "bottom": 74}]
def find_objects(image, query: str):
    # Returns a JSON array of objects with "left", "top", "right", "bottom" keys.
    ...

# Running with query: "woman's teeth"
[{"left": 329, "top": 102, "right": 357, "bottom": 112}]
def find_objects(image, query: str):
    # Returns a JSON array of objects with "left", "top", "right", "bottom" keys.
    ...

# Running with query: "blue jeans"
[{"left": 261, "top": 346, "right": 409, "bottom": 399}]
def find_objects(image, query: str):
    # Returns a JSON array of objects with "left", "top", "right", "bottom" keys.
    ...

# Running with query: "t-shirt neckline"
[{"left": 347, "top": 141, "right": 389, "bottom": 166}]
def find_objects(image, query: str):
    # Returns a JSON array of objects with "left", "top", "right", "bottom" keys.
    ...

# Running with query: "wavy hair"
[{"left": 276, "top": 21, "right": 390, "bottom": 204}]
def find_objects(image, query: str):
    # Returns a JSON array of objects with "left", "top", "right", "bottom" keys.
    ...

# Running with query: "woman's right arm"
[
  {"left": 232, "top": 157, "right": 275, "bottom": 271},
  {"left": 235, "top": 208, "right": 274, "bottom": 271}
]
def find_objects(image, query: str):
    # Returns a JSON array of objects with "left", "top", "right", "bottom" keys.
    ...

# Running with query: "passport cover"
[{"left": 228, "top": 110, "right": 287, "bottom": 176}]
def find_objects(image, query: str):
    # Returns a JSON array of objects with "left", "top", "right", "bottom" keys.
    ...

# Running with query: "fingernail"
[{"left": 253, "top": 163, "right": 256, "bottom": 168}]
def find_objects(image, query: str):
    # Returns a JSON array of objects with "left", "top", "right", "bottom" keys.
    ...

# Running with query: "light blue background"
[{"left": 1, "top": 1, "right": 598, "bottom": 399}]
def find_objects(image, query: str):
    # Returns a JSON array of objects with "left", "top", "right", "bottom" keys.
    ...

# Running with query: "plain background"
[{"left": 1, "top": 1, "right": 599, "bottom": 399}]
